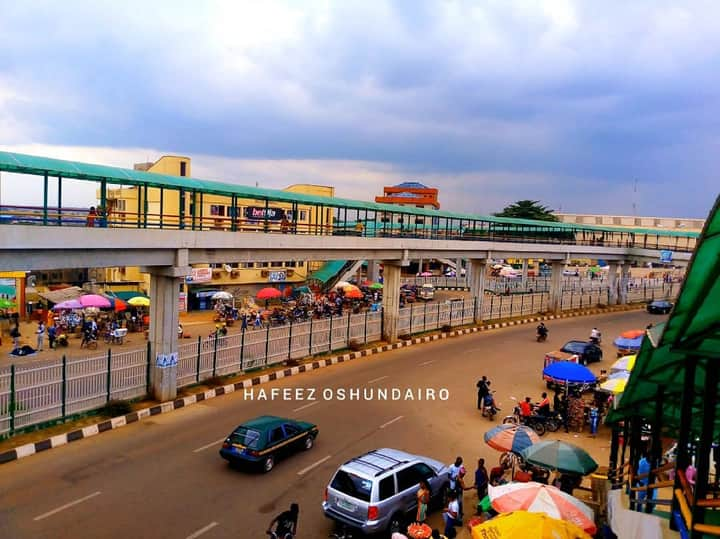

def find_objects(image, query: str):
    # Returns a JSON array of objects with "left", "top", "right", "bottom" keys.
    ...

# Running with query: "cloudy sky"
[{"left": 1, "top": 0, "right": 718, "bottom": 218}]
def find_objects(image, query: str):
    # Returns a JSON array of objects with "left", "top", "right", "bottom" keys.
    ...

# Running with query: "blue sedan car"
[
  {"left": 647, "top": 300, "right": 673, "bottom": 314},
  {"left": 219, "top": 415, "right": 318, "bottom": 472}
]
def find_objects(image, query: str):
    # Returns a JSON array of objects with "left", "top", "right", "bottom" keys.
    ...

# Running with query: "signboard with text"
[
  {"left": 269, "top": 271, "right": 287, "bottom": 282},
  {"left": 186, "top": 267, "right": 212, "bottom": 283},
  {"left": 660, "top": 250, "right": 673, "bottom": 264},
  {"left": 178, "top": 292, "right": 187, "bottom": 312},
  {"left": 156, "top": 352, "right": 178, "bottom": 368},
  {"left": 245, "top": 206, "right": 285, "bottom": 221}
]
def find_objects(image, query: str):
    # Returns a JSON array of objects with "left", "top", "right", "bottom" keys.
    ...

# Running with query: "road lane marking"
[
  {"left": 419, "top": 360, "right": 435, "bottom": 366},
  {"left": 297, "top": 455, "right": 332, "bottom": 476},
  {"left": 367, "top": 375, "right": 389, "bottom": 384},
  {"left": 193, "top": 438, "right": 226, "bottom": 453},
  {"left": 185, "top": 521, "right": 219, "bottom": 539},
  {"left": 379, "top": 415, "right": 404, "bottom": 429},
  {"left": 33, "top": 491, "right": 102, "bottom": 521},
  {"left": 293, "top": 401, "right": 320, "bottom": 412}
]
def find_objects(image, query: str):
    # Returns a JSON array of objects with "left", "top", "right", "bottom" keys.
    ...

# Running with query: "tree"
[{"left": 493, "top": 200, "right": 559, "bottom": 222}]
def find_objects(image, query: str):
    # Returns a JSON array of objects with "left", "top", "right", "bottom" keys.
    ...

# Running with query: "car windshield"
[
  {"left": 331, "top": 470, "right": 373, "bottom": 502},
  {"left": 562, "top": 341, "right": 586, "bottom": 354},
  {"left": 229, "top": 427, "right": 262, "bottom": 449}
]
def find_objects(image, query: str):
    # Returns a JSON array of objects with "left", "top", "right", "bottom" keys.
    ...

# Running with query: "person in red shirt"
[
  {"left": 538, "top": 392, "right": 551, "bottom": 416},
  {"left": 519, "top": 397, "right": 533, "bottom": 423}
]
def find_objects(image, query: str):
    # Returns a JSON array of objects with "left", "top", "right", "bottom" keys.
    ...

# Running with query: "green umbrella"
[
  {"left": 0, "top": 285, "right": 15, "bottom": 295},
  {"left": 0, "top": 298, "right": 16, "bottom": 309},
  {"left": 520, "top": 440, "right": 598, "bottom": 475},
  {"left": 369, "top": 282, "right": 383, "bottom": 289}
]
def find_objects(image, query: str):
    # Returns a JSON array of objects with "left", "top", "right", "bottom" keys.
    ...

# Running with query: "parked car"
[
  {"left": 560, "top": 340, "right": 603, "bottom": 365},
  {"left": 219, "top": 415, "right": 318, "bottom": 472},
  {"left": 417, "top": 283, "right": 435, "bottom": 301},
  {"left": 647, "top": 300, "right": 673, "bottom": 314},
  {"left": 322, "top": 448, "right": 451, "bottom": 535}
]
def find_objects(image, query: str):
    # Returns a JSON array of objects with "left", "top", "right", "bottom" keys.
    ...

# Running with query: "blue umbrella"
[
  {"left": 613, "top": 336, "right": 643, "bottom": 350},
  {"left": 542, "top": 362, "right": 597, "bottom": 385},
  {"left": 484, "top": 424, "right": 540, "bottom": 454}
]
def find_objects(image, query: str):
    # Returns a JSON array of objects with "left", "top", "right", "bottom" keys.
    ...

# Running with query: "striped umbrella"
[
  {"left": 488, "top": 483, "right": 596, "bottom": 535},
  {"left": 520, "top": 441, "right": 598, "bottom": 475},
  {"left": 484, "top": 424, "right": 540, "bottom": 454},
  {"left": 610, "top": 354, "right": 636, "bottom": 372},
  {"left": 600, "top": 372, "right": 630, "bottom": 394}
]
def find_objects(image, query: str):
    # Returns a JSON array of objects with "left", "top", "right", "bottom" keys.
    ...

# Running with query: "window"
[
  {"left": 242, "top": 262, "right": 255, "bottom": 269},
  {"left": 414, "top": 462, "right": 435, "bottom": 479},
  {"left": 286, "top": 261, "right": 297, "bottom": 267},
  {"left": 283, "top": 423, "right": 300, "bottom": 436},
  {"left": 268, "top": 427, "right": 285, "bottom": 444},
  {"left": 330, "top": 471, "right": 372, "bottom": 502},
  {"left": 271, "top": 261, "right": 282, "bottom": 268},
  {"left": 114, "top": 199, "right": 126, "bottom": 211},
  {"left": 378, "top": 476, "right": 395, "bottom": 501},
  {"left": 396, "top": 465, "right": 422, "bottom": 492},
  {"left": 260, "top": 262, "right": 269, "bottom": 268},
  {"left": 300, "top": 210, "right": 307, "bottom": 221},
  {"left": 180, "top": 161, "right": 187, "bottom": 177},
  {"left": 230, "top": 428, "right": 261, "bottom": 449},
  {"left": 210, "top": 205, "right": 225, "bottom": 217},
  {"left": 285, "top": 210, "right": 293, "bottom": 220}
]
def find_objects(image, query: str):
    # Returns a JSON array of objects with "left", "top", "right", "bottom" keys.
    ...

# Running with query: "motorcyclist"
[
  {"left": 519, "top": 397, "right": 533, "bottom": 424},
  {"left": 537, "top": 392, "right": 551, "bottom": 416},
  {"left": 267, "top": 503, "right": 298, "bottom": 538},
  {"left": 537, "top": 322, "right": 548, "bottom": 338},
  {"left": 590, "top": 327, "right": 601, "bottom": 344}
]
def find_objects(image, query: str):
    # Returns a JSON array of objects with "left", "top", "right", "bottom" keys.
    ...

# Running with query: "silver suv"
[{"left": 322, "top": 448, "right": 451, "bottom": 535}]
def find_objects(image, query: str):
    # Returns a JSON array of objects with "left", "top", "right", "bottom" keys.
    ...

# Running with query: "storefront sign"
[
  {"left": 269, "top": 271, "right": 287, "bottom": 282},
  {"left": 186, "top": 267, "right": 212, "bottom": 283},
  {"left": 660, "top": 250, "right": 673, "bottom": 263},
  {"left": 245, "top": 206, "right": 285, "bottom": 221},
  {"left": 178, "top": 292, "right": 187, "bottom": 312}
]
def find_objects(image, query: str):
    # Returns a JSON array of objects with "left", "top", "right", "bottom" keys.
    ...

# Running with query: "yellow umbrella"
[
  {"left": 127, "top": 296, "right": 150, "bottom": 307},
  {"left": 471, "top": 510, "right": 591, "bottom": 539},
  {"left": 610, "top": 354, "right": 636, "bottom": 372},
  {"left": 600, "top": 373, "right": 629, "bottom": 394}
]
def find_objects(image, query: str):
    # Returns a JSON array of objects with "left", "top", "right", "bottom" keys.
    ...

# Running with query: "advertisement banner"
[
  {"left": 245, "top": 206, "right": 285, "bottom": 221},
  {"left": 660, "top": 250, "right": 673, "bottom": 263},
  {"left": 186, "top": 267, "right": 212, "bottom": 283},
  {"left": 269, "top": 271, "right": 287, "bottom": 282},
  {"left": 178, "top": 292, "right": 187, "bottom": 312}
]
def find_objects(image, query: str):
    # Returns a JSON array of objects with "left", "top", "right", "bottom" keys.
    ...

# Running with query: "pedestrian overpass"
[{"left": 0, "top": 151, "right": 698, "bottom": 400}]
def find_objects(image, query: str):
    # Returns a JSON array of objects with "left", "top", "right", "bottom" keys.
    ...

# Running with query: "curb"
[{"left": 0, "top": 303, "right": 643, "bottom": 465}]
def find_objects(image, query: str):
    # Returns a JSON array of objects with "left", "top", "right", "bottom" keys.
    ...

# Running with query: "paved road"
[{"left": 0, "top": 310, "right": 664, "bottom": 539}]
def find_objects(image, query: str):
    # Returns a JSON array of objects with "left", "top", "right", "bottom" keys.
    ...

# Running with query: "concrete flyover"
[{"left": 0, "top": 225, "right": 689, "bottom": 401}]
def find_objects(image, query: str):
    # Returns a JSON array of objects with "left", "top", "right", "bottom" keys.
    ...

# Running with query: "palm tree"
[{"left": 493, "top": 200, "right": 559, "bottom": 222}]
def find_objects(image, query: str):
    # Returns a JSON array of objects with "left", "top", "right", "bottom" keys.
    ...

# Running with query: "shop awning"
[
  {"left": 108, "top": 291, "right": 148, "bottom": 301},
  {"left": 38, "top": 286, "right": 85, "bottom": 304}
]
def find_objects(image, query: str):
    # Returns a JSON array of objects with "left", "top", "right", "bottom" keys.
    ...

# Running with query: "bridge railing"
[{"left": 0, "top": 284, "right": 678, "bottom": 439}]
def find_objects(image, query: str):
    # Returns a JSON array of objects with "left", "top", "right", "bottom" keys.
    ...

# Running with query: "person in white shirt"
[
  {"left": 443, "top": 491, "right": 459, "bottom": 538},
  {"left": 36, "top": 322, "right": 45, "bottom": 351}
]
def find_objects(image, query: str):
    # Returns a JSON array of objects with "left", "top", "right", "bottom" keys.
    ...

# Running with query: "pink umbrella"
[
  {"left": 419, "top": 271, "right": 433, "bottom": 277},
  {"left": 79, "top": 294, "right": 112, "bottom": 308},
  {"left": 52, "top": 299, "right": 84, "bottom": 310}
]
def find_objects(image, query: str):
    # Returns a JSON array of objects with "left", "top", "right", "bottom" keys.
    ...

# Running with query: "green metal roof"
[
  {"left": 0, "top": 150, "right": 698, "bottom": 239},
  {"left": 608, "top": 194, "right": 720, "bottom": 434},
  {"left": 308, "top": 260, "right": 348, "bottom": 284}
]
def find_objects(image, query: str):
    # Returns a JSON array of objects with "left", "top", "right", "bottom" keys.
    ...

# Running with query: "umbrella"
[
  {"left": 0, "top": 298, "right": 16, "bottom": 309},
  {"left": 620, "top": 329, "right": 645, "bottom": 339},
  {"left": 419, "top": 271, "right": 433, "bottom": 277},
  {"left": 79, "top": 294, "right": 112, "bottom": 308},
  {"left": 335, "top": 281, "right": 352, "bottom": 289},
  {"left": 53, "top": 299, "right": 83, "bottom": 310},
  {"left": 471, "top": 511, "right": 592, "bottom": 539},
  {"left": 613, "top": 336, "right": 643, "bottom": 350},
  {"left": 542, "top": 362, "right": 597, "bottom": 385},
  {"left": 484, "top": 424, "right": 540, "bottom": 454},
  {"left": 103, "top": 296, "right": 128, "bottom": 313},
  {"left": 520, "top": 441, "right": 599, "bottom": 476},
  {"left": 600, "top": 372, "right": 630, "bottom": 394},
  {"left": 128, "top": 296, "right": 151, "bottom": 307},
  {"left": 256, "top": 287, "right": 282, "bottom": 300},
  {"left": 488, "top": 483, "right": 596, "bottom": 535},
  {"left": 211, "top": 291, "right": 233, "bottom": 301},
  {"left": 369, "top": 282, "right": 383, "bottom": 289},
  {"left": 344, "top": 288, "right": 364, "bottom": 299},
  {"left": 610, "top": 354, "right": 636, "bottom": 372}
]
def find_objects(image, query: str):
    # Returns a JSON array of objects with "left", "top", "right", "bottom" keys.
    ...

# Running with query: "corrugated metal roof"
[{"left": 0, "top": 150, "right": 699, "bottom": 239}]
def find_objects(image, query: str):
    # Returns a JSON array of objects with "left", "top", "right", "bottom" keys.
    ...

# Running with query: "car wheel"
[
  {"left": 262, "top": 455, "right": 274, "bottom": 473},
  {"left": 303, "top": 435, "right": 314, "bottom": 450},
  {"left": 387, "top": 512, "right": 405, "bottom": 534}
]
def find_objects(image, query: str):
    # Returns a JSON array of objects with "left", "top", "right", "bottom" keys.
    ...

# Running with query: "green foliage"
[
  {"left": 103, "top": 400, "right": 132, "bottom": 417},
  {"left": 494, "top": 200, "right": 559, "bottom": 222}
]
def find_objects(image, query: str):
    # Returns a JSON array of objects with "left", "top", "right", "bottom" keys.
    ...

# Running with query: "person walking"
[
  {"left": 473, "top": 458, "right": 489, "bottom": 501},
  {"left": 442, "top": 491, "right": 459, "bottom": 539},
  {"left": 47, "top": 324, "right": 57, "bottom": 349},
  {"left": 416, "top": 479, "right": 431, "bottom": 523},
  {"left": 35, "top": 321, "right": 45, "bottom": 351},
  {"left": 10, "top": 324, "right": 21, "bottom": 352}
]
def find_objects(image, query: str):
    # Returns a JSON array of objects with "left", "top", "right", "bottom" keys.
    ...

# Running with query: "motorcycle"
[
  {"left": 501, "top": 400, "right": 555, "bottom": 436},
  {"left": 589, "top": 333, "right": 602, "bottom": 345},
  {"left": 536, "top": 329, "right": 548, "bottom": 342},
  {"left": 481, "top": 391, "right": 500, "bottom": 421}
]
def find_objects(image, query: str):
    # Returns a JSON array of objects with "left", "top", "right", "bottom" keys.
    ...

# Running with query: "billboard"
[
  {"left": 660, "top": 250, "right": 673, "bottom": 264},
  {"left": 244, "top": 206, "right": 285, "bottom": 221},
  {"left": 186, "top": 267, "right": 212, "bottom": 283}
]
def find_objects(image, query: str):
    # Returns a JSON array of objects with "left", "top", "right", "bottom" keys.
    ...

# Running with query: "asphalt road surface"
[{"left": 0, "top": 310, "right": 665, "bottom": 539}]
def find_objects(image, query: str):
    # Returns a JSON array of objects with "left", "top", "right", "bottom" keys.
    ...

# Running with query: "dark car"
[
  {"left": 560, "top": 340, "right": 603, "bottom": 365},
  {"left": 647, "top": 300, "right": 673, "bottom": 314},
  {"left": 219, "top": 415, "right": 318, "bottom": 472}
]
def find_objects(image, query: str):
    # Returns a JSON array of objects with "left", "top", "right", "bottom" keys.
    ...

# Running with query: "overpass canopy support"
[
  {"left": 469, "top": 259, "right": 488, "bottom": 324},
  {"left": 381, "top": 261, "right": 403, "bottom": 343},
  {"left": 548, "top": 261, "right": 563, "bottom": 312}
]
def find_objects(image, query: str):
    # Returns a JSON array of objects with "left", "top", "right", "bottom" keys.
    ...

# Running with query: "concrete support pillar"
[
  {"left": 148, "top": 270, "right": 183, "bottom": 401},
  {"left": 520, "top": 259, "right": 529, "bottom": 290},
  {"left": 381, "top": 262, "right": 401, "bottom": 343},
  {"left": 455, "top": 258, "right": 463, "bottom": 276},
  {"left": 418, "top": 258, "right": 424, "bottom": 275},
  {"left": 548, "top": 261, "right": 563, "bottom": 312},
  {"left": 607, "top": 263, "right": 619, "bottom": 305},
  {"left": 618, "top": 263, "right": 630, "bottom": 304},
  {"left": 367, "top": 260, "right": 381, "bottom": 283},
  {"left": 469, "top": 259, "right": 488, "bottom": 324}
]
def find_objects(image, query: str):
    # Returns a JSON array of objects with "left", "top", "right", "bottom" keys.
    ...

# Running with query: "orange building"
[{"left": 374, "top": 182, "right": 440, "bottom": 209}]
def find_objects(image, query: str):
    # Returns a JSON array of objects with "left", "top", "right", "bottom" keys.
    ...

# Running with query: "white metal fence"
[{"left": 0, "top": 283, "right": 679, "bottom": 438}]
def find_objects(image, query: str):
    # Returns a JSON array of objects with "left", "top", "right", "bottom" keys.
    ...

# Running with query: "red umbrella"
[
  {"left": 257, "top": 287, "right": 282, "bottom": 300},
  {"left": 113, "top": 298, "right": 127, "bottom": 313},
  {"left": 344, "top": 288, "right": 363, "bottom": 299},
  {"left": 620, "top": 329, "right": 645, "bottom": 339}
]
